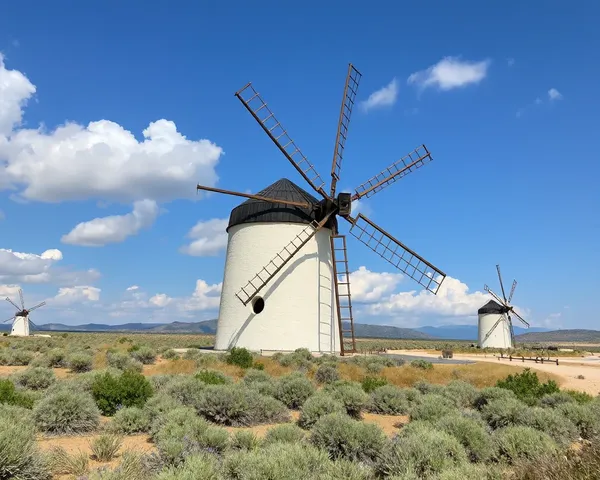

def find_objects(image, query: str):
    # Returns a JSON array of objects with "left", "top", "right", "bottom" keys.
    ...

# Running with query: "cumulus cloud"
[
  {"left": 407, "top": 56, "right": 490, "bottom": 91},
  {"left": 126, "top": 285, "right": 139, "bottom": 291},
  {"left": 50, "top": 286, "right": 101, "bottom": 306},
  {"left": 0, "top": 55, "right": 223, "bottom": 204},
  {"left": 61, "top": 199, "right": 159, "bottom": 246},
  {"left": 0, "top": 284, "right": 20, "bottom": 298},
  {"left": 548, "top": 88, "right": 563, "bottom": 101},
  {"left": 349, "top": 267, "right": 403, "bottom": 302},
  {"left": 180, "top": 218, "right": 228, "bottom": 257},
  {"left": 360, "top": 78, "right": 398, "bottom": 112}
]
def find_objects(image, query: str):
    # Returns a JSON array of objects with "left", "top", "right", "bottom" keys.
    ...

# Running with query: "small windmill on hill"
[
  {"left": 3, "top": 288, "right": 46, "bottom": 337},
  {"left": 478, "top": 264, "right": 529, "bottom": 349},
  {"left": 197, "top": 63, "right": 447, "bottom": 355}
]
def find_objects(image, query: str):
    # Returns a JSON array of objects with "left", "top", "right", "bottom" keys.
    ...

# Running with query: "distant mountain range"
[{"left": 1, "top": 320, "right": 596, "bottom": 343}]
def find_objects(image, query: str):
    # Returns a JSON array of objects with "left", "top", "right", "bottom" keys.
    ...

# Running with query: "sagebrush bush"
[
  {"left": 517, "top": 406, "right": 579, "bottom": 446},
  {"left": 92, "top": 369, "right": 154, "bottom": 416},
  {"left": 481, "top": 397, "right": 524, "bottom": 430},
  {"left": 0, "top": 348, "right": 34, "bottom": 366},
  {"left": 47, "top": 446, "right": 89, "bottom": 477},
  {"left": 33, "top": 389, "right": 100, "bottom": 434},
  {"left": 195, "top": 368, "right": 232, "bottom": 385},
  {"left": 496, "top": 368, "right": 560, "bottom": 406},
  {"left": 87, "top": 450, "right": 149, "bottom": 480},
  {"left": 414, "top": 380, "right": 445, "bottom": 395},
  {"left": 13, "top": 366, "right": 56, "bottom": 390},
  {"left": 298, "top": 392, "right": 345, "bottom": 429},
  {"left": 310, "top": 412, "right": 387, "bottom": 463},
  {"left": 473, "top": 386, "right": 518, "bottom": 410},
  {"left": 324, "top": 381, "right": 369, "bottom": 419},
  {"left": 0, "top": 378, "right": 35, "bottom": 408},
  {"left": 155, "top": 452, "right": 221, "bottom": 479},
  {"left": 263, "top": 423, "right": 305, "bottom": 444},
  {"left": 361, "top": 375, "right": 388, "bottom": 393},
  {"left": 314, "top": 363, "right": 340, "bottom": 384},
  {"left": 162, "top": 349, "right": 180, "bottom": 360},
  {"left": 557, "top": 402, "right": 600, "bottom": 439},
  {"left": 411, "top": 359, "right": 434, "bottom": 370},
  {"left": 231, "top": 430, "right": 260, "bottom": 451},
  {"left": 540, "top": 391, "right": 576, "bottom": 408},
  {"left": 493, "top": 425, "right": 559, "bottom": 463},
  {"left": 162, "top": 375, "right": 205, "bottom": 406},
  {"left": 226, "top": 347, "right": 254, "bottom": 368},
  {"left": 275, "top": 373, "right": 315, "bottom": 409},
  {"left": 148, "top": 406, "right": 198, "bottom": 441},
  {"left": 443, "top": 380, "right": 479, "bottom": 408},
  {"left": 67, "top": 352, "right": 93, "bottom": 372},
  {"left": 368, "top": 385, "right": 409, "bottom": 415},
  {"left": 45, "top": 348, "right": 68, "bottom": 367},
  {"left": 276, "top": 348, "right": 314, "bottom": 370},
  {"left": 91, "top": 434, "right": 123, "bottom": 461},
  {"left": 0, "top": 409, "right": 50, "bottom": 479},
  {"left": 107, "top": 351, "right": 144, "bottom": 373},
  {"left": 243, "top": 369, "right": 277, "bottom": 396},
  {"left": 376, "top": 422, "right": 468, "bottom": 478},
  {"left": 143, "top": 393, "right": 184, "bottom": 426},
  {"left": 435, "top": 413, "right": 496, "bottom": 462},
  {"left": 109, "top": 406, "right": 151, "bottom": 434},
  {"left": 410, "top": 393, "right": 455, "bottom": 422},
  {"left": 130, "top": 346, "right": 157, "bottom": 365},
  {"left": 196, "top": 384, "right": 290, "bottom": 426}
]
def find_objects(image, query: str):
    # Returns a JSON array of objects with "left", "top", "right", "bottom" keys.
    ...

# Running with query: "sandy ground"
[
  {"left": 387, "top": 349, "right": 600, "bottom": 395},
  {"left": 0, "top": 365, "right": 72, "bottom": 378}
]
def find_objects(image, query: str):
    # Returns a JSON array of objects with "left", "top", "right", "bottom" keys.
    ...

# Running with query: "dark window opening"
[{"left": 252, "top": 296, "right": 265, "bottom": 314}]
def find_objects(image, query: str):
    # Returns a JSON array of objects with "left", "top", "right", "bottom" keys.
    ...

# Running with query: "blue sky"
[{"left": 0, "top": 1, "right": 598, "bottom": 329}]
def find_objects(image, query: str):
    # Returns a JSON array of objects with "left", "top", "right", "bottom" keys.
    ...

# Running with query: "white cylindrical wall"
[
  {"left": 215, "top": 222, "right": 340, "bottom": 353},
  {"left": 10, "top": 316, "right": 29, "bottom": 337},
  {"left": 478, "top": 313, "right": 511, "bottom": 349}
]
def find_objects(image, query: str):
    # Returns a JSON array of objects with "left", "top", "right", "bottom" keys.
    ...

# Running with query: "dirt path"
[{"left": 388, "top": 349, "right": 600, "bottom": 395}]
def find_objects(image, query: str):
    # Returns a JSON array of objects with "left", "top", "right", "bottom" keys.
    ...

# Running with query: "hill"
[
  {"left": 416, "top": 325, "right": 550, "bottom": 341},
  {"left": 515, "top": 329, "right": 600, "bottom": 343},
  {"left": 0, "top": 319, "right": 433, "bottom": 339}
]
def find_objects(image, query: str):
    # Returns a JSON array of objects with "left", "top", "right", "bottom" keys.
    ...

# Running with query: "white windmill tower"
[
  {"left": 3, "top": 288, "right": 46, "bottom": 337},
  {"left": 196, "top": 63, "right": 447, "bottom": 355},
  {"left": 478, "top": 264, "right": 529, "bottom": 349}
]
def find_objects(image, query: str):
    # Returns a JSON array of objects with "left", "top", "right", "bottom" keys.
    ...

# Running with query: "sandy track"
[{"left": 388, "top": 349, "right": 600, "bottom": 395}]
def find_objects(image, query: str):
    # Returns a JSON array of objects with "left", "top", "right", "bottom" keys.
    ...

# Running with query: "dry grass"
[{"left": 142, "top": 358, "right": 197, "bottom": 376}]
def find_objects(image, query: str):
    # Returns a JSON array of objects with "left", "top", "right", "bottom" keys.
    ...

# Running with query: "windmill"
[
  {"left": 198, "top": 63, "right": 447, "bottom": 355},
  {"left": 3, "top": 288, "right": 46, "bottom": 337},
  {"left": 478, "top": 264, "right": 529, "bottom": 349}
]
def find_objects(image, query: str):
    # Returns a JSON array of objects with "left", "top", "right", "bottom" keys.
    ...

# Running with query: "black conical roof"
[
  {"left": 227, "top": 178, "right": 337, "bottom": 232},
  {"left": 478, "top": 300, "right": 506, "bottom": 315}
]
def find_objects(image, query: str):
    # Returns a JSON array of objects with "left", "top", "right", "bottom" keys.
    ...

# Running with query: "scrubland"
[{"left": 0, "top": 333, "right": 599, "bottom": 479}]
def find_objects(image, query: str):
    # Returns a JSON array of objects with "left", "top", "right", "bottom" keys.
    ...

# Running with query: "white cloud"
[
  {"left": 180, "top": 218, "right": 228, "bottom": 257},
  {"left": 149, "top": 279, "right": 222, "bottom": 312},
  {"left": 0, "top": 248, "right": 99, "bottom": 285},
  {"left": 61, "top": 199, "right": 159, "bottom": 246},
  {"left": 407, "top": 56, "right": 490, "bottom": 91},
  {"left": 126, "top": 285, "right": 139, "bottom": 291},
  {"left": 349, "top": 266, "right": 403, "bottom": 302},
  {"left": 0, "top": 55, "right": 223, "bottom": 204},
  {"left": 50, "top": 286, "right": 101, "bottom": 306},
  {"left": 0, "top": 284, "right": 20, "bottom": 298},
  {"left": 548, "top": 88, "right": 563, "bottom": 101},
  {"left": 360, "top": 78, "right": 398, "bottom": 112}
]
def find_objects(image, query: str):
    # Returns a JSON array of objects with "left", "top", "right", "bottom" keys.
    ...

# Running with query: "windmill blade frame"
[
  {"left": 235, "top": 83, "right": 329, "bottom": 200},
  {"left": 508, "top": 280, "right": 517, "bottom": 303},
  {"left": 196, "top": 184, "right": 314, "bottom": 209},
  {"left": 3, "top": 316, "right": 15, "bottom": 324},
  {"left": 18, "top": 289, "right": 25, "bottom": 310},
  {"left": 345, "top": 213, "right": 446, "bottom": 294},
  {"left": 5, "top": 297, "right": 20, "bottom": 310},
  {"left": 28, "top": 301, "right": 46, "bottom": 313},
  {"left": 329, "top": 63, "right": 362, "bottom": 198},
  {"left": 351, "top": 145, "right": 433, "bottom": 201},
  {"left": 496, "top": 264, "right": 507, "bottom": 302}
]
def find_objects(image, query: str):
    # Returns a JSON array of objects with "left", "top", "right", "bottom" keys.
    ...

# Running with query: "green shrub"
[
  {"left": 368, "top": 385, "right": 410, "bottom": 415},
  {"left": 109, "top": 406, "right": 151, "bottom": 434},
  {"left": 411, "top": 359, "right": 433, "bottom": 370},
  {"left": 230, "top": 430, "right": 260, "bottom": 451},
  {"left": 196, "top": 384, "right": 290, "bottom": 426},
  {"left": 91, "top": 370, "right": 153, "bottom": 416},
  {"left": 414, "top": 380, "right": 445, "bottom": 395},
  {"left": 155, "top": 452, "right": 221, "bottom": 479},
  {"left": 324, "top": 381, "right": 368, "bottom": 418},
  {"left": 162, "top": 349, "right": 180, "bottom": 360},
  {"left": 276, "top": 349, "right": 314, "bottom": 369},
  {"left": 496, "top": 368, "right": 560, "bottom": 406},
  {"left": 0, "top": 378, "right": 35, "bottom": 408},
  {"left": 243, "top": 369, "right": 276, "bottom": 396},
  {"left": 91, "top": 434, "right": 123, "bottom": 462},
  {"left": 67, "top": 352, "right": 93, "bottom": 373},
  {"left": 473, "top": 386, "right": 518, "bottom": 410},
  {"left": 314, "top": 364, "right": 340, "bottom": 384},
  {"left": 298, "top": 392, "right": 345, "bottom": 429},
  {"left": 47, "top": 446, "right": 89, "bottom": 477},
  {"left": 148, "top": 406, "right": 197, "bottom": 441},
  {"left": 45, "top": 348, "right": 67, "bottom": 367},
  {"left": 564, "top": 389, "right": 594, "bottom": 404},
  {"left": 310, "top": 412, "right": 387, "bottom": 463},
  {"left": 275, "top": 373, "right": 315, "bottom": 409},
  {"left": 130, "top": 346, "right": 157, "bottom": 365},
  {"left": 195, "top": 368, "right": 232, "bottom": 385},
  {"left": 162, "top": 376, "right": 205, "bottom": 406},
  {"left": 517, "top": 406, "right": 579, "bottom": 447},
  {"left": 107, "top": 351, "right": 144, "bottom": 373},
  {"left": 263, "top": 423, "right": 305, "bottom": 444},
  {"left": 13, "top": 367, "right": 56, "bottom": 390},
  {"left": 0, "top": 348, "right": 35, "bottom": 366},
  {"left": 376, "top": 422, "right": 468, "bottom": 478},
  {"left": 33, "top": 389, "right": 100, "bottom": 434},
  {"left": 226, "top": 347, "right": 254, "bottom": 369},
  {"left": 481, "top": 397, "right": 524, "bottom": 429},
  {"left": 0, "top": 409, "right": 50, "bottom": 479},
  {"left": 443, "top": 380, "right": 479, "bottom": 408},
  {"left": 361, "top": 375, "right": 388, "bottom": 393},
  {"left": 410, "top": 393, "right": 455, "bottom": 422},
  {"left": 435, "top": 413, "right": 496, "bottom": 462},
  {"left": 557, "top": 402, "right": 600, "bottom": 439},
  {"left": 493, "top": 425, "right": 558, "bottom": 463},
  {"left": 539, "top": 391, "right": 576, "bottom": 408}
]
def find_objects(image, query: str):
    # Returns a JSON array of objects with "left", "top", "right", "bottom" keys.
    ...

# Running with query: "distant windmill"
[
  {"left": 478, "top": 264, "right": 529, "bottom": 349},
  {"left": 3, "top": 288, "right": 46, "bottom": 337}
]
